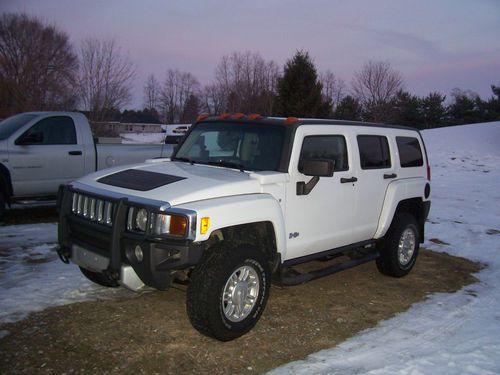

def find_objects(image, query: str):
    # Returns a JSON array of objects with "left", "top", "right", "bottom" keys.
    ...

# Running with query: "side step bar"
[{"left": 278, "top": 251, "right": 380, "bottom": 286}]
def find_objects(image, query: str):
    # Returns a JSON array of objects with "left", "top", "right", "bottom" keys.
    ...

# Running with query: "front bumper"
[{"left": 57, "top": 185, "right": 203, "bottom": 291}]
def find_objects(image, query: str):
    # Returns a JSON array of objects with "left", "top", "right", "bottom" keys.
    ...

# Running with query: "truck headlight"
[
  {"left": 154, "top": 213, "right": 188, "bottom": 236},
  {"left": 127, "top": 207, "right": 149, "bottom": 232}
]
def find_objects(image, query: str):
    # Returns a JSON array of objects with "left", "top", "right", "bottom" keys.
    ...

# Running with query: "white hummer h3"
[{"left": 57, "top": 114, "right": 431, "bottom": 341}]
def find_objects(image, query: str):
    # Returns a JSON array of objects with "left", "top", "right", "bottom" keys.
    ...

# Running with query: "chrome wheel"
[
  {"left": 222, "top": 265, "right": 260, "bottom": 322},
  {"left": 398, "top": 228, "right": 416, "bottom": 266}
]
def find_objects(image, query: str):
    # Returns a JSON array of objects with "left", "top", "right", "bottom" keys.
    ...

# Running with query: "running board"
[{"left": 278, "top": 251, "right": 380, "bottom": 286}]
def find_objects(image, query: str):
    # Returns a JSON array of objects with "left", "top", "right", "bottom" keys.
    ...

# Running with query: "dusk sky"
[{"left": 2, "top": 0, "right": 499, "bottom": 109}]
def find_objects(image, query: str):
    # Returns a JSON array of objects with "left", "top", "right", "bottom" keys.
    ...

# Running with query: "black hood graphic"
[{"left": 97, "top": 169, "right": 186, "bottom": 191}]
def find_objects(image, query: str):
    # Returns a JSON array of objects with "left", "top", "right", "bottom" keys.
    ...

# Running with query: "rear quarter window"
[{"left": 396, "top": 136, "right": 424, "bottom": 168}]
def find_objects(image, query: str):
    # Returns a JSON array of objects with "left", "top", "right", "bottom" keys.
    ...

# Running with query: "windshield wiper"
[
  {"left": 207, "top": 160, "right": 246, "bottom": 172},
  {"left": 172, "top": 156, "right": 195, "bottom": 165}
]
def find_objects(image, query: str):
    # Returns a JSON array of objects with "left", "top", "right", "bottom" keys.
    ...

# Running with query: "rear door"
[
  {"left": 284, "top": 126, "right": 357, "bottom": 261},
  {"left": 9, "top": 116, "right": 85, "bottom": 196},
  {"left": 351, "top": 131, "right": 396, "bottom": 242}
]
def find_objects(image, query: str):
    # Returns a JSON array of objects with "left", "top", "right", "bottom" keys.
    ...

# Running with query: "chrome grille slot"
[{"left": 71, "top": 192, "right": 114, "bottom": 226}]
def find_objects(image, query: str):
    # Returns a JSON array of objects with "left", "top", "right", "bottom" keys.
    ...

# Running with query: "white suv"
[{"left": 57, "top": 115, "right": 431, "bottom": 341}]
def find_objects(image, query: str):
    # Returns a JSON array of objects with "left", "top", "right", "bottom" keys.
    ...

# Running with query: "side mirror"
[
  {"left": 302, "top": 159, "right": 334, "bottom": 177},
  {"left": 15, "top": 131, "right": 44, "bottom": 145}
]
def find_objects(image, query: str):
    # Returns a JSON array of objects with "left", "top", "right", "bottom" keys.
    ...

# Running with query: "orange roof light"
[
  {"left": 218, "top": 112, "right": 231, "bottom": 120},
  {"left": 248, "top": 113, "right": 262, "bottom": 120},
  {"left": 232, "top": 112, "right": 245, "bottom": 120},
  {"left": 196, "top": 113, "right": 209, "bottom": 122},
  {"left": 284, "top": 116, "right": 299, "bottom": 125}
]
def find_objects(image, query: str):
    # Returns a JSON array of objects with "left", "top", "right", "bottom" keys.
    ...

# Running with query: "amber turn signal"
[
  {"left": 200, "top": 217, "right": 210, "bottom": 234},
  {"left": 169, "top": 215, "right": 188, "bottom": 236}
]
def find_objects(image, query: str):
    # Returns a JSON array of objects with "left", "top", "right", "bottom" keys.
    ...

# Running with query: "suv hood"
[{"left": 77, "top": 160, "right": 288, "bottom": 206}]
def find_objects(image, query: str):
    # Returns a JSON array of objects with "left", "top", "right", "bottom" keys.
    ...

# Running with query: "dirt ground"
[{"left": 0, "top": 248, "right": 481, "bottom": 375}]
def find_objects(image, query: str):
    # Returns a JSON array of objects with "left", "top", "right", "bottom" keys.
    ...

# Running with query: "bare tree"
[
  {"left": 320, "top": 70, "right": 346, "bottom": 111},
  {"left": 213, "top": 51, "right": 280, "bottom": 115},
  {"left": 159, "top": 69, "right": 200, "bottom": 123},
  {"left": 0, "top": 13, "right": 78, "bottom": 117},
  {"left": 352, "top": 61, "right": 404, "bottom": 122},
  {"left": 143, "top": 74, "right": 161, "bottom": 110},
  {"left": 200, "top": 83, "right": 225, "bottom": 115},
  {"left": 77, "top": 38, "right": 136, "bottom": 121}
]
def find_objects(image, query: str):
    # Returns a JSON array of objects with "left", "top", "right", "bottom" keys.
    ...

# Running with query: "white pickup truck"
[{"left": 0, "top": 112, "right": 173, "bottom": 218}]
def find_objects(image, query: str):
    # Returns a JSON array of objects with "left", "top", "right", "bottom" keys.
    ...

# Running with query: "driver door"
[
  {"left": 9, "top": 116, "right": 84, "bottom": 197},
  {"left": 284, "top": 127, "right": 357, "bottom": 261}
]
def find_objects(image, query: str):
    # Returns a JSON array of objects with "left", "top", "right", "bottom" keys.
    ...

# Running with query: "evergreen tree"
[
  {"left": 483, "top": 84, "right": 500, "bottom": 121},
  {"left": 448, "top": 89, "right": 482, "bottom": 125},
  {"left": 181, "top": 94, "right": 200, "bottom": 123},
  {"left": 421, "top": 92, "right": 446, "bottom": 128},
  {"left": 390, "top": 90, "right": 423, "bottom": 128},
  {"left": 334, "top": 95, "right": 362, "bottom": 121},
  {"left": 277, "top": 51, "right": 331, "bottom": 117}
]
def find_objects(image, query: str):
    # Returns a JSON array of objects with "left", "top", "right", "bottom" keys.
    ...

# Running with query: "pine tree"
[
  {"left": 422, "top": 92, "right": 446, "bottom": 128},
  {"left": 334, "top": 95, "right": 362, "bottom": 121},
  {"left": 391, "top": 90, "right": 423, "bottom": 128},
  {"left": 277, "top": 51, "right": 331, "bottom": 117}
]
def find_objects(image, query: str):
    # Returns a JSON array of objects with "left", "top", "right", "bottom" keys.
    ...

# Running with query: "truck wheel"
[
  {"left": 186, "top": 242, "right": 271, "bottom": 341},
  {"left": 376, "top": 213, "right": 420, "bottom": 277},
  {"left": 79, "top": 267, "right": 119, "bottom": 287}
]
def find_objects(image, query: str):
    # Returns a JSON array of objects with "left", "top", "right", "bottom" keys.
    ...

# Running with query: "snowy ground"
[
  {"left": 270, "top": 122, "right": 500, "bottom": 375},
  {"left": 1, "top": 122, "right": 499, "bottom": 373}
]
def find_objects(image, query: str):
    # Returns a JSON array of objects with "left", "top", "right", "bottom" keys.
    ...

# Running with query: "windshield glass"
[
  {"left": 0, "top": 113, "right": 37, "bottom": 140},
  {"left": 173, "top": 122, "right": 286, "bottom": 171}
]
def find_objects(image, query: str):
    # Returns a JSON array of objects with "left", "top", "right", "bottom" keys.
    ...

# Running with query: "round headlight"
[{"left": 135, "top": 208, "right": 148, "bottom": 231}]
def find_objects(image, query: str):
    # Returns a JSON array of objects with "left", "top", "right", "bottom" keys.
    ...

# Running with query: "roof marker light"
[
  {"left": 218, "top": 112, "right": 231, "bottom": 120},
  {"left": 232, "top": 113, "right": 245, "bottom": 120},
  {"left": 284, "top": 116, "right": 299, "bottom": 125},
  {"left": 248, "top": 113, "right": 262, "bottom": 120},
  {"left": 196, "top": 114, "right": 209, "bottom": 122}
]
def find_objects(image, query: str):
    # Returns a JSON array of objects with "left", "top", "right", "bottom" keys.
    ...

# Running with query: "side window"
[
  {"left": 396, "top": 136, "right": 423, "bottom": 168},
  {"left": 357, "top": 135, "right": 391, "bottom": 169},
  {"left": 23, "top": 116, "right": 77, "bottom": 145},
  {"left": 299, "top": 135, "right": 349, "bottom": 172}
]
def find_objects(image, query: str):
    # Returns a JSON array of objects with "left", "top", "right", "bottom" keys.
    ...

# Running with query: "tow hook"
[{"left": 57, "top": 246, "right": 71, "bottom": 264}]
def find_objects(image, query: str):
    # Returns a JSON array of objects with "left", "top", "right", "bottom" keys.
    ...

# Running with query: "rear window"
[
  {"left": 396, "top": 137, "right": 424, "bottom": 168},
  {"left": 357, "top": 135, "right": 391, "bottom": 169}
]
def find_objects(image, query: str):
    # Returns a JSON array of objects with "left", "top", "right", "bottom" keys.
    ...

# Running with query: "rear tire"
[
  {"left": 376, "top": 213, "right": 420, "bottom": 277},
  {"left": 79, "top": 267, "right": 120, "bottom": 287},
  {"left": 186, "top": 242, "right": 271, "bottom": 341}
]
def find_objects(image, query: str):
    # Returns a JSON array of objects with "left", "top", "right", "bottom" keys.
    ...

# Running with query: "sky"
[{"left": 1, "top": 0, "right": 500, "bottom": 109}]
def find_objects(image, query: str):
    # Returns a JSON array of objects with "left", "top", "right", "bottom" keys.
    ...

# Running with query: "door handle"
[
  {"left": 340, "top": 177, "right": 358, "bottom": 184},
  {"left": 68, "top": 151, "right": 82, "bottom": 156},
  {"left": 383, "top": 173, "right": 397, "bottom": 179}
]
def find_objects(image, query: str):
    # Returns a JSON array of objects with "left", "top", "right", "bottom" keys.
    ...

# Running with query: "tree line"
[{"left": 1, "top": 12, "right": 499, "bottom": 129}]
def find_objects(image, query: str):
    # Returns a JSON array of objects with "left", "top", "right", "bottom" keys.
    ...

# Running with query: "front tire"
[
  {"left": 186, "top": 242, "right": 271, "bottom": 341},
  {"left": 79, "top": 267, "right": 120, "bottom": 287},
  {"left": 376, "top": 213, "right": 420, "bottom": 277}
]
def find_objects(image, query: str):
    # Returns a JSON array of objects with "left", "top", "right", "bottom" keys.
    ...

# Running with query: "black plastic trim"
[{"left": 283, "top": 239, "right": 376, "bottom": 267}]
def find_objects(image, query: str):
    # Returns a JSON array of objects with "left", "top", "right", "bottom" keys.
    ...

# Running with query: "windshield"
[
  {"left": 173, "top": 122, "right": 286, "bottom": 172},
  {"left": 0, "top": 113, "right": 37, "bottom": 140}
]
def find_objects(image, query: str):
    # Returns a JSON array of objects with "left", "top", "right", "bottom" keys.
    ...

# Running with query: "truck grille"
[{"left": 71, "top": 192, "right": 114, "bottom": 225}]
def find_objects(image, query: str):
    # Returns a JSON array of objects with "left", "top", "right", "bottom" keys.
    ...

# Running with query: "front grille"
[{"left": 71, "top": 192, "right": 114, "bottom": 225}]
